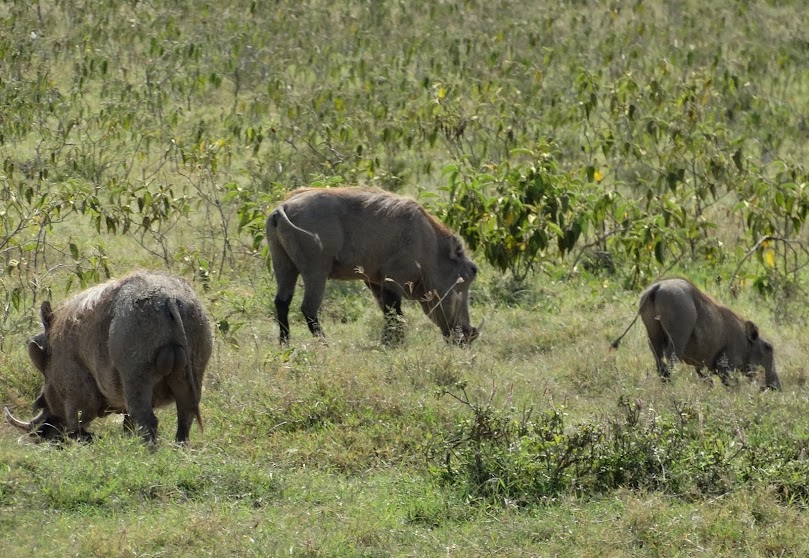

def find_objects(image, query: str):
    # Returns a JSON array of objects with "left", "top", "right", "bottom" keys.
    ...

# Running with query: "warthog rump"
[
  {"left": 611, "top": 278, "right": 781, "bottom": 390},
  {"left": 4, "top": 271, "right": 213, "bottom": 442},
  {"left": 265, "top": 186, "right": 482, "bottom": 345}
]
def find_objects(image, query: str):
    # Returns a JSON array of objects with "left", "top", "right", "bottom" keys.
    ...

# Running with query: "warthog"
[
  {"left": 265, "top": 186, "right": 482, "bottom": 345},
  {"left": 611, "top": 278, "right": 781, "bottom": 390},
  {"left": 4, "top": 271, "right": 213, "bottom": 442}
]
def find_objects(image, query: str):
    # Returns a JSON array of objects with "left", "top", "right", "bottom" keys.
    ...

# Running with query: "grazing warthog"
[
  {"left": 265, "top": 187, "right": 482, "bottom": 345},
  {"left": 4, "top": 271, "right": 213, "bottom": 443},
  {"left": 611, "top": 278, "right": 781, "bottom": 390}
]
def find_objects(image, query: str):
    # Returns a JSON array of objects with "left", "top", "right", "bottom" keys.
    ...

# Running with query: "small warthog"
[
  {"left": 611, "top": 278, "right": 781, "bottom": 390},
  {"left": 4, "top": 271, "right": 213, "bottom": 442},
  {"left": 265, "top": 186, "right": 482, "bottom": 345}
]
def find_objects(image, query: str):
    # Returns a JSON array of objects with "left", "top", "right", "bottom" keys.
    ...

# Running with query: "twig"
[
  {"left": 727, "top": 235, "right": 809, "bottom": 292},
  {"left": 566, "top": 227, "right": 625, "bottom": 279}
]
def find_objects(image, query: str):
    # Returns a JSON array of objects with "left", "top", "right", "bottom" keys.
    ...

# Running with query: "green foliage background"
[{"left": 3, "top": 0, "right": 809, "bottom": 555}]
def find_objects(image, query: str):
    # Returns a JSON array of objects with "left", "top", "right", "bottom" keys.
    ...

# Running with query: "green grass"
[
  {"left": 4, "top": 0, "right": 809, "bottom": 555},
  {"left": 5, "top": 276, "right": 809, "bottom": 555}
]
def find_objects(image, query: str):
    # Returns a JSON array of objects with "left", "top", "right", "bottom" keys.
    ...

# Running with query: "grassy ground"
[
  {"left": 4, "top": 0, "right": 809, "bottom": 555},
  {"left": 3, "top": 270, "right": 809, "bottom": 556}
]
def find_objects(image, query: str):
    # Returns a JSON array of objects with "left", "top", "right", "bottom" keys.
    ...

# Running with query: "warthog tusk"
[
  {"left": 4, "top": 407, "right": 47, "bottom": 432},
  {"left": 475, "top": 317, "right": 485, "bottom": 333}
]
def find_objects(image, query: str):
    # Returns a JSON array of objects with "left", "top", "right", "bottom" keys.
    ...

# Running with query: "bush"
[{"left": 436, "top": 388, "right": 809, "bottom": 507}]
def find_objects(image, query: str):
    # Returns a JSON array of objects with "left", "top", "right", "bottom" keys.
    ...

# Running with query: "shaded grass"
[
  {"left": 0, "top": 437, "right": 280, "bottom": 513},
  {"left": 4, "top": 474, "right": 809, "bottom": 557}
]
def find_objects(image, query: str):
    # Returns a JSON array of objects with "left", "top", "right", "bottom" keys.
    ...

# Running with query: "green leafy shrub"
[
  {"left": 437, "top": 145, "right": 712, "bottom": 286},
  {"left": 440, "top": 144, "right": 603, "bottom": 280},
  {"left": 436, "top": 389, "right": 809, "bottom": 507}
]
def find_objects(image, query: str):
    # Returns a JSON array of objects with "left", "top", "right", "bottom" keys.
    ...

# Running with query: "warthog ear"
[
  {"left": 40, "top": 301, "right": 54, "bottom": 332},
  {"left": 448, "top": 236, "right": 465, "bottom": 261},
  {"left": 745, "top": 320, "right": 759, "bottom": 342},
  {"left": 28, "top": 339, "right": 48, "bottom": 373}
]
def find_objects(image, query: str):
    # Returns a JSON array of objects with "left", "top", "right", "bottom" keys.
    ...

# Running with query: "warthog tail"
[
  {"left": 167, "top": 299, "right": 203, "bottom": 432},
  {"left": 610, "top": 313, "right": 640, "bottom": 351},
  {"left": 275, "top": 204, "right": 323, "bottom": 250},
  {"left": 610, "top": 283, "right": 660, "bottom": 351}
]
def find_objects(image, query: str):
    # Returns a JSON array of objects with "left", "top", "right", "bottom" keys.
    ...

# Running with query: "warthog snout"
[{"left": 451, "top": 318, "right": 485, "bottom": 346}]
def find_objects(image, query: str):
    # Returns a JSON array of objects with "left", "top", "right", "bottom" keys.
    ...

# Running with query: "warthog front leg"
[
  {"left": 712, "top": 354, "right": 738, "bottom": 388},
  {"left": 61, "top": 408, "right": 95, "bottom": 442},
  {"left": 304, "top": 315, "right": 323, "bottom": 337},
  {"left": 380, "top": 289, "right": 404, "bottom": 347},
  {"left": 694, "top": 367, "right": 715, "bottom": 386},
  {"left": 366, "top": 281, "right": 405, "bottom": 346}
]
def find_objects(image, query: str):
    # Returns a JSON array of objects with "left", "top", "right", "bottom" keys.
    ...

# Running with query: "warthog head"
[
  {"left": 420, "top": 236, "right": 482, "bottom": 345},
  {"left": 4, "top": 303, "right": 92, "bottom": 442},
  {"left": 4, "top": 393, "right": 72, "bottom": 442},
  {"left": 744, "top": 321, "right": 780, "bottom": 390},
  {"left": 4, "top": 406, "right": 68, "bottom": 441}
]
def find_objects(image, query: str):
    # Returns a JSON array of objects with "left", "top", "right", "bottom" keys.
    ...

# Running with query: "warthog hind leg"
[
  {"left": 643, "top": 316, "right": 672, "bottom": 380},
  {"left": 300, "top": 273, "right": 328, "bottom": 339},
  {"left": 275, "top": 295, "right": 293, "bottom": 344},
  {"left": 270, "top": 246, "right": 299, "bottom": 344},
  {"left": 123, "top": 413, "right": 136, "bottom": 434},
  {"left": 122, "top": 375, "right": 159, "bottom": 442},
  {"left": 167, "top": 373, "right": 198, "bottom": 443}
]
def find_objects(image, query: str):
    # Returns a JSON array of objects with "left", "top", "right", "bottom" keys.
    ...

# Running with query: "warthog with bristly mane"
[
  {"left": 4, "top": 271, "right": 213, "bottom": 443},
  {"left": 265, "top": 187, "right": 482, "bottom": 345},
  {"left": 611, "top": 278, "right": 781, "bottom": 390}
]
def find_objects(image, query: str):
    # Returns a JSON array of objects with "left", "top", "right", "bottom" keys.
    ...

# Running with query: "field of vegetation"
[{"left": 3, "top": 0, "right": 809, "bottom": 555}]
